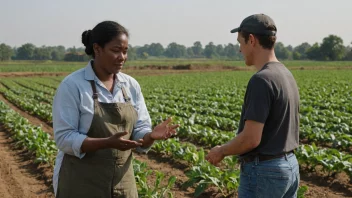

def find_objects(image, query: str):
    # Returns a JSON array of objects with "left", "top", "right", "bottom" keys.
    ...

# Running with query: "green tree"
[
  {"left": 216, "top": 44, "right": 225, "bottom": 57},
  {"left": 33, "top": 46, "right": 52, "bottom": 60},
  {"left": 320, "top": 35, "right": 345, "bottom": 60},
  {"left": 204, "top": 42, "right": 218, "bottom": 58},
  {"left": 67, "top": 46, "right": 77, "bottom": 53},
  {"left": 164, "top": 42, "right": 186, "bottom": 58},
  {"left": 191, "top": 41, "right": 203, "bottom": 57},
  {"left": 127, "top": 45, "right": 137, "bottom": 60},
  {"left": 0, "top": 43, "right": 14, "bottom": 61},
  {"left": 17, "top": 43, "right": 36, "bottom": 60},
  {"left": 148, "top": 43, "right": 164, "bottom": 57},
  {"left": 292, "top": 51, "right": 301, "bottom": 60},
  {"left": 186, "top": 47, "right": 194, "bottom": 58},
  {"left": 136, "top": 44, "right": 149, "bottom": 58},
  {"left": 224, "top": 43, "right": 240, "bottom": 59},
  {"left": 274, "top": 42, "right": 290, "bottom": 60},
  {"left": 344, "top": 42, "right": 352, "bottom": 60},
  {"left": 51, "top": 45, "right": 66, "bottom": 61},
  {"left": 293, "top": 42, "right": 311, "bottom": 60},
  {"left": 306, "top": 43, "right": 322, "bottom": 60},
  {"left": 11, "top": 47, "right": 17, "bottom": 60}
]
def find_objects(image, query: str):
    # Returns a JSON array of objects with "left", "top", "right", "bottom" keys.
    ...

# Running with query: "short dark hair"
[
  {"left": 240, "top": 25, "right": 276, "bottom": 50},
  {"left": 81, "top": 21, "right": 129, "bottom": 58}
]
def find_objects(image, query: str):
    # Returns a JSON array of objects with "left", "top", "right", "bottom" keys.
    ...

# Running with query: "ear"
[
  {"left": 249, "top": 34, "right": 256, "bottom": 47},
  {"left": 93, "top": 43, "right": 101, "bottom": 57}
]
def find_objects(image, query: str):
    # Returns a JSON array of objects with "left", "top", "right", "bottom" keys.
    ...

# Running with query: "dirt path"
[
  {"left": 300, "top": 172, "right": 352, "bottom": 198},
  {"left": 0, "top": 96, "right": 351, "bottom": 197},
  {"left": 133, "top": 152, "right": 193, "bottom": 198},
  {"left": 0, "top": 125, "right": 54, "bottom": 198}
]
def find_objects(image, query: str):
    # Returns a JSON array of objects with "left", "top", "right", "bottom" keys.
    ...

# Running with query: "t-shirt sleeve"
[{"left": 244, "top": 76, "right": 273, "bottom": 124}]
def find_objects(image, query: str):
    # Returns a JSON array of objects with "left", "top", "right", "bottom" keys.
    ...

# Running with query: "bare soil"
[{"left": 0, "top": 125, "right": 54, "bottom": 198}]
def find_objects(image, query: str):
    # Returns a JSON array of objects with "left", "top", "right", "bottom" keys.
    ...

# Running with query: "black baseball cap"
[{"left": 230, "top": 14, "right": 277, "bottom": 36}]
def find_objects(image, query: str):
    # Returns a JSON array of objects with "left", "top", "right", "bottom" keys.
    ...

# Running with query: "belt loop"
[
  {"left": 254, "top": 156, "right": 259, "bottom": 165},
  {"left": 284, "top": 153, "right": 288, "bottom": 161}
]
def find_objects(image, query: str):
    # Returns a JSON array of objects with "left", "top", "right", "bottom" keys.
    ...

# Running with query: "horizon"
[{"left": 1, "top": 0, "right": 352, "bottom": 48}]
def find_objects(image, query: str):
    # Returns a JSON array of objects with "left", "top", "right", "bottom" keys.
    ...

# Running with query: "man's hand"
[{"left": 205, "top": 145, "right": 225, "bottom": 166}]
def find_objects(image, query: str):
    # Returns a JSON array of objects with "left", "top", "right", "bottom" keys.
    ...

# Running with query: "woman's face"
[{"left": 94, "top": 33, "right": 129, "bottom": 74}]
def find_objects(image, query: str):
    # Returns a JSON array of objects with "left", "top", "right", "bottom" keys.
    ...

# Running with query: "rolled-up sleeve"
[
  {"left": 131, "top": 83, "right": 152, "bottom": 153},
  {"left": 53, "top": 81, "right": 87, "bottom": 158}
]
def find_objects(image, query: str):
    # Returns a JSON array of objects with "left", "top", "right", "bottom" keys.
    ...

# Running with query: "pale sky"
[{"left": 1, "top": 0, "right": 351, "bottom": 48}]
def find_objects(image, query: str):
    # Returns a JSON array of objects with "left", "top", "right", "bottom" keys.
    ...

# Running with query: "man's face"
[{"left": 237, "top": 33, "right": 254, "bottom": 66}]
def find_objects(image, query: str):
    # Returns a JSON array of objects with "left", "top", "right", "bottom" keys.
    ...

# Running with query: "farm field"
[
  {"left": 0, "top": 66, "right": 352, "bottom": 197},
  {"left": 1, "top": 60, "right": 352, "bottom": 73}
]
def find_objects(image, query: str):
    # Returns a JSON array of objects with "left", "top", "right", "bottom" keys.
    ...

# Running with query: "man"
[{"left": 205, "top": 14, "right": 300, "bottom": 197}]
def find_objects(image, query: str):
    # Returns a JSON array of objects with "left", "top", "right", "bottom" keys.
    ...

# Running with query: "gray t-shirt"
[{"left": 237, "top": 62, "right": 300, "bottom": 157}]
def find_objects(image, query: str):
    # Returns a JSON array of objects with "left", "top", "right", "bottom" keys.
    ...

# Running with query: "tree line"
[{"left": 0, "top": 34, "right": 351, "bottom": 62}]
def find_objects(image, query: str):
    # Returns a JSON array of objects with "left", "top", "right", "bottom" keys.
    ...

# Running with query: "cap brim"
[{"left": 230, "top": 27, "right": 240, "bottom": 33}]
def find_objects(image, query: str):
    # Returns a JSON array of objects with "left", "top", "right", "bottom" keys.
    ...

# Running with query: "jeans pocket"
[
  {"left": 238, "top": 173, "right": 256, "bottom": 198},
  {"left": 256, "top": 167, "right": 292, "bottom": 198}
]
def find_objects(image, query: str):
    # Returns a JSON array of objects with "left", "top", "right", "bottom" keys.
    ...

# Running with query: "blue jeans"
[{"left": 238, "top": 153, "right": 300, "bottom": 198}]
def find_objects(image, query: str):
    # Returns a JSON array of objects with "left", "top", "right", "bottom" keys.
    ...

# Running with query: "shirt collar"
[{"left": 84, "top": 60, "right": 127, "bottom": 83}]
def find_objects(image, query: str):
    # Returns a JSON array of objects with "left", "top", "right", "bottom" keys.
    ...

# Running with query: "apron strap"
[
  {"left": 90, "top": 80, "right": 130, "bottom": 102},
  {"left": 117, "top": 75, "right": 131, "bottom": 102},
  {"left": 121, "top": 87, "right": 131, "bottom": 102},
  {"left": 89, "top": 80, "right": 98, "bottom": 100}
]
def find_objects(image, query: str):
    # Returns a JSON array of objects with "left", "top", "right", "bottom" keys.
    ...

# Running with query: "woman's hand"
[
  {"left": 107, "top": 132, "right": 143, "bottom": 151},
  {"left": 150, "top": 117, "right": 179, "bottom": 140},
  {"left": 81, "top": 132, "right": 143, "bottom": 153}
]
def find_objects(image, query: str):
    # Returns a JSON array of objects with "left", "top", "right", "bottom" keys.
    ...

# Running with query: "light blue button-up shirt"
[{"left": 52, "top": 61, "right": 152, "bottom": 195}]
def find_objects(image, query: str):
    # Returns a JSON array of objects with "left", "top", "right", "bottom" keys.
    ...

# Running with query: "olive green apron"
[{"left": 57, "top": 80, "right": 139, "bottom": 198}]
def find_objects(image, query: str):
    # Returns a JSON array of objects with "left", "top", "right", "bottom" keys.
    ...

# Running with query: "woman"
[{"left": 52, "top": 20, "right": 178, "bottom": 198}]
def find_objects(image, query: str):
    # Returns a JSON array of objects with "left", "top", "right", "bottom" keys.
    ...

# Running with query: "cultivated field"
[
  {"left": 0, "top": 61, "right": 351, "bottom": 197},
  {"left": 1, "top": 60, "right": 352, "bottom": 72}
]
